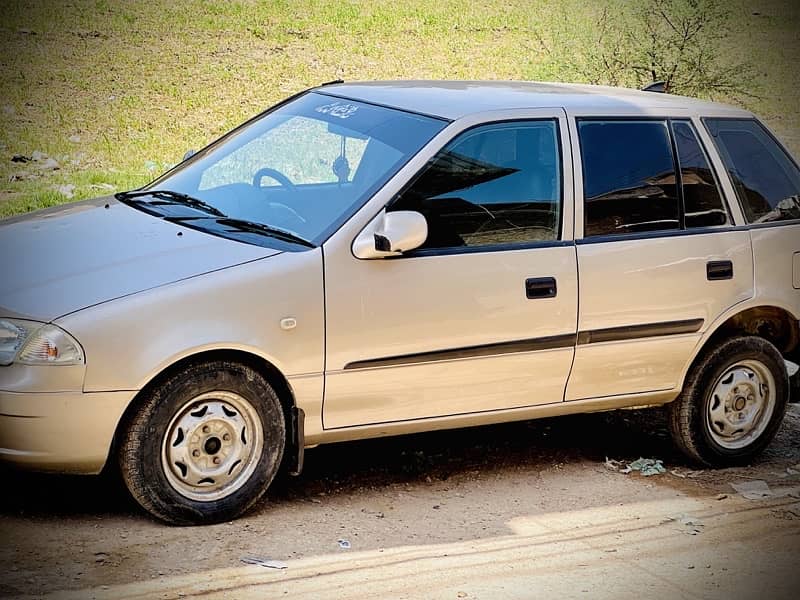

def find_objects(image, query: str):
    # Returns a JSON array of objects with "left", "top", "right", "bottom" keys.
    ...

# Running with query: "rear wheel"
[
  {"left": 668, "top": 336, "right": 788, "bottom": 467},
  {"left": 119, "top": 360, "right": 285, "bottom": 524}
]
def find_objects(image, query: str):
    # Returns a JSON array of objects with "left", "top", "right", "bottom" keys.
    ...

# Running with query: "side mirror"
[
  {"left": 183, "top": 149, "right": 196, "bottom": 161},
  {"left": 353, "top": 210, "right": 428, "bottom": 259}
]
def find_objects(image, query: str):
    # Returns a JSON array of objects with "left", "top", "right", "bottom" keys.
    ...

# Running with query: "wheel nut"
[
  {"left": 223, "top": 433, "right": 230, "bottom": 441},
  {"left": 213, "top": 456, "right": 221, "bottom": 465},
  {"left": 202, "top": 425, "right": 210, "bottom": 433},
  {"left": 192, "top": 449, "right": 200, "bottom": 457}
]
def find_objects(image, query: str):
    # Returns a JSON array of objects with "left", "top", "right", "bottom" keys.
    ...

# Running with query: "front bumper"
[{"left": 0, "top": 389, "right": 135, "bottom": 473}]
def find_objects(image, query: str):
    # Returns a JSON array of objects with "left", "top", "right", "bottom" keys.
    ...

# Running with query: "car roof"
[{"left": 318, "top": 80, "right": 752, "bottom": 121}]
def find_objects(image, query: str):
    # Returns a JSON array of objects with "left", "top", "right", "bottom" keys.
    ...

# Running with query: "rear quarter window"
[{"left": 704, "top": 118, "right": 800, "bottom": 224}]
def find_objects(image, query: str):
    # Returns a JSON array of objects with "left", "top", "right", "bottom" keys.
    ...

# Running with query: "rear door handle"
[
  {"left": 707, "top": 260, "right": 733, "bottom": 281},
  {"left": 526, "top": 277, "right": 557, "bottom": 299}
]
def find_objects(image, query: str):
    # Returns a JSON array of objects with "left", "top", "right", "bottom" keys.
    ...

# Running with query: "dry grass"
[{"left": 0, "top": 0, "right": 798, "bottom": 217}]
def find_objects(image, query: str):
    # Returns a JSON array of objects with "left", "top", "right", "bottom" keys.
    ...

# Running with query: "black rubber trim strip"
[
  {"left": 402, "top": 239, "right": 573, "bottom": 258},
  {"left": 343, "top": 318, "right": 705, "bottom": 371},
  {"left": 576, "top": 318, "right": 704, "bottom": 345},
  {"left": 576, "top": 226, "right": 742, "bottom": 245},
  {"left": 343, "top": 333, "right": 577, "bottom": 370},
  {"left": 344, "top": 319, "right": 705, "bottom": 371}
]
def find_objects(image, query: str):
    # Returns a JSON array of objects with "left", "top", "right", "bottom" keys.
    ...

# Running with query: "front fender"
[{"left": 57, "top": 249, "right": 325, "bottom": 393}]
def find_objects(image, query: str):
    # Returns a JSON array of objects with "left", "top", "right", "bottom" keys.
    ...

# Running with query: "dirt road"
[{"left": 2, "top": 405, "right": 799, "bottom": 600}]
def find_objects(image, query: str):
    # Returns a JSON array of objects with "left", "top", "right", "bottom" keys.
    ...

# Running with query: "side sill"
[{"left": 304, "top": 389, "right": 679, "bottom": 446}]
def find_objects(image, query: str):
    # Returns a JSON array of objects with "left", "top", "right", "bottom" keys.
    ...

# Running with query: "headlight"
[
  {"left": 0, "top": 319, "right": 31, "bottom": 365},
  {"left": 0, "top": 319, "right": 84, "bottom": 366}
]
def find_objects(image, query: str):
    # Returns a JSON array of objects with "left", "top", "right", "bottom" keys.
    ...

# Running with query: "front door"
[{"left": 323, "top": 111, "right": 579, "bottom": 428}]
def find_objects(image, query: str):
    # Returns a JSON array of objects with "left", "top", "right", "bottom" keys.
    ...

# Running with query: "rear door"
[{"left": 566, "top": 115, "right": 754, "bottom": 400}]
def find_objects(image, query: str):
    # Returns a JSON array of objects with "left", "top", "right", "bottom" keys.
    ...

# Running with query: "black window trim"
[
  {"left": 575, "top": 218, "right": 800, "bottom": 245},
  {"left": 384, "top": 117, "right": 567, "bottom": 258},
  {"left": 667, "top": 119, "right": 686, "bottom": 231},
  {"left": 701, "top": 116, "right": 800, "bottom": 228},
  {"left": 576, "top": 116, "right": 734, "bottom": 243}
]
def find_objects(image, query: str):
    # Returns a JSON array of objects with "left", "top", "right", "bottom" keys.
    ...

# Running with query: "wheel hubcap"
[
  {"left": 706, "top": 360, "right": 775, "bottom": 450},
  {"left": 161, "top": 391, "right": 263, "bottom": 501}
]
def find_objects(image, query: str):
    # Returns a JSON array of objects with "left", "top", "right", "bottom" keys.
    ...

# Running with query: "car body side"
[{"left": 1, "top": 92, "right": 798, "bottom": 474}]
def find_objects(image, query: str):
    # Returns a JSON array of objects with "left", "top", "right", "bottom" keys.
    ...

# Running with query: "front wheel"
[
  {"left": 668, "top": 336, "right": 788, "bottom": 467},
  {"left": 119, "top": 360, "right": 285, "bottom": 524}
]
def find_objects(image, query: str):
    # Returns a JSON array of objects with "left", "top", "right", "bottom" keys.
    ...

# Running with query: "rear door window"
[
  {"left": 579, "top": 120, "right": 680, "bottom": 237},
  {"left": 704, "top": 118, "right": 800, "bottom": 223}
]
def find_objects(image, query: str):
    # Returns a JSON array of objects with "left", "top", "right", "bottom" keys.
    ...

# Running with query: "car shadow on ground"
[
  {"left": 274, "top": 408, "right": 686, "bottom": 499},
  {"left": 0, "top": 408, "right": 688, "bottom": 520}
]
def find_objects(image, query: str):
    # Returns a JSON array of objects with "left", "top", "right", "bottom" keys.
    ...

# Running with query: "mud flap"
[
  {"left": 287, "top": 406, "right": 305, "bottom": 476},
  {"left": 787, "top": 359, "right": 799, "bottom": 404}
]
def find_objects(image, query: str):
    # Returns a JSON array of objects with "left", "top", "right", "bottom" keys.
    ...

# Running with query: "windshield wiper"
[
  {"left": 214, "top": 218, "right": 315, "bottom": 248},
  {"left": 116, "top": 189, "right": 225, "bottom": 217}
]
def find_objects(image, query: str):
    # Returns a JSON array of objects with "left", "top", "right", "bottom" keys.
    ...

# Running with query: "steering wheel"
[
  {"left": 252, "top": 167, "right": 306, "bottom": 224},
  {"left": 253, "top": 167, "right": 296, "bottom": 191}
]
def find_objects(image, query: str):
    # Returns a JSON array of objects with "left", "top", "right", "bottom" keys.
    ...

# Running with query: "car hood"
[{"left": 0, "top": 197, "right": 280, "bottom": 321}]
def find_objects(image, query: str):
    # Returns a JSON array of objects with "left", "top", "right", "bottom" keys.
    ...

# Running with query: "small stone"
[
  {"left": 457, "top": 593, "right": 468, "bottom": 598},
  {"left": 715, "top": 493, "right": 728, "bottom": 500},
  {"left": 688, "top": 565, "right": 695, "bottom": 569},
  {"left": 433, "top": 504, "right": 441, "bottom": 509},
  {"left": 38, "top": 157, "right": 60, "bottom": 170},
  {"left": 31, "top": 150, "right": 47, "bottom": 161},
  {"left": 68, "top": 134, "right": 81, "bottom": 143},
  {"left": 54, "top": 184, "right": 76, "bottom": 198}
]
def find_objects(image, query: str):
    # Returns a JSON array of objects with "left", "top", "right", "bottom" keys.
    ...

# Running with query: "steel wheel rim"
[
  {"left": 161, "top": 391, "right": 263, "bottom": 501},
  {"left": 706, "top": 359, "right": 775, "bottom": 450}
]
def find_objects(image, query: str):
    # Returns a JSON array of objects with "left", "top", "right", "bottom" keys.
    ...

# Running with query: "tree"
[{"left": 575, "top": 0, "right": 756, "bottom": 99}]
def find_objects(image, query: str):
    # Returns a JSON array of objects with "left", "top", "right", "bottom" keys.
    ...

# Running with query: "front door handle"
[
  {"left": 526, "top": 277, "right": 557, "bottom": 299},
  {"left": 707, "top": 260, "right": 733, "bottom": 281}
]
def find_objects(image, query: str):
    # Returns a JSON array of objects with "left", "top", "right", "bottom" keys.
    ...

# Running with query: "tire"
[
  {"left": 668, "top": 336, "right": 788, "bottom": 467},
  {"left": 119, "top": 360, "right": 285, "bottom": 525}
]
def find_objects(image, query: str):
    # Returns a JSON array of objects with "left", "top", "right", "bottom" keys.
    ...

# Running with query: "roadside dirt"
[{"left": 2, "top": 404, "right": 799, "bottom": 599}]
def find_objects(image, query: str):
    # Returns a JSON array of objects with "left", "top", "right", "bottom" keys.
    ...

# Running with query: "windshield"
[{"left": 128, "top": 92, "right": 446, "bottom": 248}]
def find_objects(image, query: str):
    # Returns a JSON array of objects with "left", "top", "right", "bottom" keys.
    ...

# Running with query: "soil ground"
[{"left": 2, "top": 404, "right": 799, "bottom": 599}]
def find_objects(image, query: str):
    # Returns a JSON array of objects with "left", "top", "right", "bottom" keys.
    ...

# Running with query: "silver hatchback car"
[{"left": 2, "top": 81, "right": 799, "bottom": 524}]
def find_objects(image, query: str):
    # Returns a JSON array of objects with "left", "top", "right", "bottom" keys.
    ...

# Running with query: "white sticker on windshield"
[{"left": 315, "top": 101, "right": 359, "bottom": 119}]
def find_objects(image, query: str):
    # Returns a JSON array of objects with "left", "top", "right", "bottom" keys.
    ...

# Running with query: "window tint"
[
  {"left": 671, "top": 120, "right": 729, "bottom": 228},
  {"left": 580, "top": 120, "right": 680, "bottom": 237},
  {"left": 705, "top": 119, "right": 800, "bottom": 223},
  {"left": 389, "top": 121, "right": 561, "bottom": 250}
]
